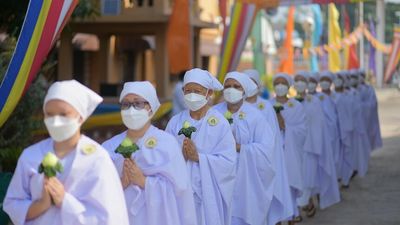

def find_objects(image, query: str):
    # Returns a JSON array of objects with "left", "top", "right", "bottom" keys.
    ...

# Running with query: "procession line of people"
[{"left": 3, "top": 67, "right": 381, "bottom": 225}]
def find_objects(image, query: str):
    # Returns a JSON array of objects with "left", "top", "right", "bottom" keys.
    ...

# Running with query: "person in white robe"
[
  {"left": 3, "top": 80, "right": 129, "bottom": 225},
  {"left": 349, "top": 71, "right": 371, "bottom": 178},
  {"left": 310, "top": 71, "right": 341, "bottom": 176},
  {"left": 332, "top": 72, "right": 355, "bottom": 187},
  {"left": 243, "top": 69, "right": 293, "bottom": 225},
  {"left": 294, "top": 72, "right": 340, "bottom": 212},
  {"left": 165, "top": 68, "right": 237, "bottom": 225},
  {"left": 358, "top": 69, "right": 382, "bottom": 151},
  {"left": 213, "top": 71, "right": 276, "bottom": 225},
  {"left": 102, "top": 81, "right": 197, "bottom": 225},
  {"left": 270, "top": 73, "right": 306, "bottom": 225},
  {"left": 172, "top": 71, "right": 188, "bottom": 115}
]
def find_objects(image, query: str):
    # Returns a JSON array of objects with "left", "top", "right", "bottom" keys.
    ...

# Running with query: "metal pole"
[
  {"left": 359, "top": 1, "right": 364, "bottom": 69},
  {"left": 376, "top": 0, "right": 385, "bottom": 88}
]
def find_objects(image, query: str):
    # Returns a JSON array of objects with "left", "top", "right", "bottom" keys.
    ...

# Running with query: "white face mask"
[
  {"left": 184, "top": 92, "right": 208, "bottom": 111},
  {"left": 44, "top": 116, "right": 81, "bottom": 142},
  {"left": 308, "top": 82, "right": 317, "bottom": 93},
  {"left": 333, "top": 78, "right": 344, "bottom": 88},
  {"left": 274, "top": 84, "right": 289, "bottom": 97},
  {"left": 223, "top": 88, "right": 244, "bottom": 104},
  {"left": 121, "top": 107, "right": 151, "bottom": 130},
  {"left": 294, "top": 81, "right": 307, "bottom": 93},
  {"left": 320, "top": 81, "right": 331, "bottom": 90}
]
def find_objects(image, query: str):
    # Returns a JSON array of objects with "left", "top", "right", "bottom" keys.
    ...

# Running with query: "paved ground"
[{"left": 301, "top": 88, "right": 400, "bottom": 225}]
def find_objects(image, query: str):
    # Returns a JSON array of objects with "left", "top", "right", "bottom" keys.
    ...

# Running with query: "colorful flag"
[
  {"left": 328, "top": 3, "right": 342, "bottom": 72},
  {"left": 368, "top": 17, "right": 376, "bottom": 76},
  {"left": 278, "top": 6, "right": 295, "bottom": 75},
  {"left": 311, "top": 4, "right": 323, "bottom": 72},
  {"left": 343, "top": 6, "right": 359, "bottom": 70},
  {"left": 166, "top": 0, "right": 192, "bottom": 75},
  {"left": 0, "top": 0, "right": 78, "bottom": 127},
  {"left": 251, "top": 11, "right": 266, "bottom": 77},
  {"left": 384, "top": 25, "right": 400, "bottom": 83},
  {"left": 217, "top": 1, "right": 258, "bottom": 82}
]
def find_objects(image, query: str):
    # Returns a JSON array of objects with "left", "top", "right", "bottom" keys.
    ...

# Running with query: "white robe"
[
  {"left": 349, "top": 87, "right": 371, "bottom": 177},
  {"left": 165, "top": 109, "right": 237, "bottom": 225},
  {"left": 360, "top": 84, "right": 382, "bottom": 151},
  {"left": 3, "top": 135, "right": 129, "bottom": 225},
  {"left": 270, "top": 98, "right": 306, "bottom": 217},
  {"left": 102, "top": 125, "right": 197, "bottom": 225},
  {"left": 314, "top": 92, "right": 341, "bottom": 175},
  {"left": 298, "top": 95, "right": 340, "bottom": 209},
  {"left": 214, "top": 102, "right": 275, "bottom": 225},
  {"left": 248, "top": 97, "right": 293, "bottom": 224},
  {"left": 331, "top": 91, "right": 354, "bottom": 185},
  {"left": 172, "top": 81, "right": 187, "bottom": 115}
]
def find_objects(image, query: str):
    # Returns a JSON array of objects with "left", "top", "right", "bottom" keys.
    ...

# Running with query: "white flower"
[{"left": 42, "top": 152, "right": 59, "bottom": 167}]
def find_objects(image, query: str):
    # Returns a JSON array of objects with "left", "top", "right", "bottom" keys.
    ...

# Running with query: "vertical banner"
[
  {"left": 384, "top": 25, "right": 400, "bottom": 83},
  {"left": 328, "top": 3, "right": 342, "bottom": 72},
  {"left": 166, "top": 0, "right": 192, "bottom": 75},
  {"left": 278, "top": 6, "right": 295, "bottom": 75}
]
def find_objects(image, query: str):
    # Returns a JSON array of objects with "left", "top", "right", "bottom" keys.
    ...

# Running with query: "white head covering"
[
  {"left": 295, "top": 71, "right": 310, "bottom": 81},
  {"left": 183, "top": 68, "right": 223, "bottom": 91},
  {"left": 336, "top": 71, "right": 345, "bottom": 79},
  {"left": 242, "top": 69, "right": 261, "bottom": 87},
  {"left": 273, "top": 73, "right": 294, "bottom": 86},
  {"left": 44, "top": 80, "right": 103, "bottom": 121},
  {"left": 224, "top": 71, "right": 258, "bottom": 97},
  {"left": 320, "top": 71, "right": 334, "bottom": 81},
  {"left": 120, "top": 81, "right": 161, "bottom": 113},
  {"left": 308, "top": 71, "right": 320, "bottom": 82},
  {"left": 358, "top": 68, "right": 366, "bottom": 77}
]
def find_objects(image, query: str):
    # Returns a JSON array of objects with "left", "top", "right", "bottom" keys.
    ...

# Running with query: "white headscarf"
[
  {"left": 224, "top": 71, "right": 258, "bottom": 97},
  {"left": 183, "top": 68, "right": 223, "bottom": 91},
  {"left": 273, "top": 73, "right": 294, "bottom": 86},
  {"left": 242, "top": 69, "right": 261, "bottom": 87},
  {"left": 320, "top": 71, "right": 334, "bottom": 81},
  {"left": 44, "top": 80, "right": 103, "bottom": 121},
  {"left": 308, "top": 71, "right": 320, "bottom": 82},
  {"left": 120, "top": 81, "right": 161, "bottom": 113},
  {"left": 295, "top": 71, "right": 310, "bottom": 81}
]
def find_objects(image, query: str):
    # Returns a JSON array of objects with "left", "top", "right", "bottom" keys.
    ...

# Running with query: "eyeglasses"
[{"left": 120, "top": 101, "right": 149, "bottom": 110}]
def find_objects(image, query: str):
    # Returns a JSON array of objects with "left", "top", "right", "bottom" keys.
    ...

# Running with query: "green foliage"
[
  {"left": 0, "top": 36, "right": 47, "bottom": 172},
  {"left": 38, "top": 162, "right": 63, "bottom": 177},
  {"left": 294, "top": 95, "right": 304, "bottom": 103},
  {"left": 273, "top": 104, "right": 284, "bottom": 114},
  {"left": 178, "top": 127, "right": 197, "bottom": 139},
  {"left": 115, "top": 142, "right": 139, "bottom": 159}
]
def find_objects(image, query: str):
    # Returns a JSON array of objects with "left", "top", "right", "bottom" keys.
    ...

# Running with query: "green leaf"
[{"left": 115, "top": 143, "right": 139, "bottom": 158}]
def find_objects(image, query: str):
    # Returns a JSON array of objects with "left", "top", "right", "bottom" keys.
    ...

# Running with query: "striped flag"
[
  {"left": 0, "top": 0, "right": 78, "bottom": 127},
  {"left": 384, "top": 25, "right": 400, "bottom": 83}
]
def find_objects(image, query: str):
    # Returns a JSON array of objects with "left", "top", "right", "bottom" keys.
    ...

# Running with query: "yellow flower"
[
  {"left": 208, "top": 116, "right": 219, "bottom": 126},
  {"left": 288, "top": 102, "right": 294, "bottom": 107},
  {"left": 319, "top": 95, "right": 325, "bottom": 101},
  {"left": 145, "top": 137, "right": 157, "bottom": 148},
  {"left": 183, "top": 121, "right": 191, "bottom": 129},
  {"left": 42, "top": 152, "right": 58, "bottom": 167},
  {"left": 224, "top": 111, "right": 232, "bottom": 119},
  {"left": 258, "top": 103, "right": 265, "bottom": 110},
  {"left": 239, "top": 111, "right": 245, "bottom": 120},
  {"left": 82, "top": 144, "right": 97, "bottom": 155}
]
